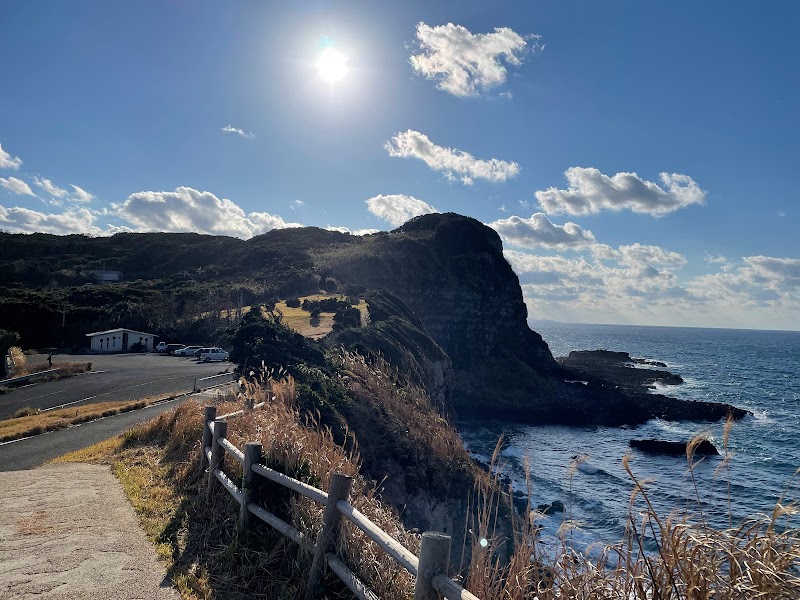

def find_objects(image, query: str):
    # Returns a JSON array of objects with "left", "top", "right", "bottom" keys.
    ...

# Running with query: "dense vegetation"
[{"left": 0, "top": 227, "right": 358, "bottom": 348}]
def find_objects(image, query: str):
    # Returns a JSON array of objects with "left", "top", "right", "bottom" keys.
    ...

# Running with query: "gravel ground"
[{"left": 0, "top": 463, "right": 178, "bottom": 600}]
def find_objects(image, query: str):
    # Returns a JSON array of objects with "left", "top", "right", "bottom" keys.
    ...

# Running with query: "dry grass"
[
  {"left": 463, "top": 417, "right": 800, "bottom": 599},
  {"left": 0, "top": 393, "right": 175, "bottom": 442},
  {"left": 219, "top": 374, "right": 420, "bottom": 599},
  {"left": 4, "top": 347, "right": 92, "bottom": 381},
  {"left": 9, "top": 346, "right": 27, "bottom": 373},
  {"left": 49, "top": 435, "right": 125, "bottom": 464},
  {"left": 338, "top": 351, "right": 475, "bottom": 505},
  {"left": 54, "top": 371, "right": 421, "bottom": 599},
  {"left": 50, "top": 373, "right": 800, "bottom": 599},
  {"left": 273, "top": 293, "right": 368, "bottom": 339}
]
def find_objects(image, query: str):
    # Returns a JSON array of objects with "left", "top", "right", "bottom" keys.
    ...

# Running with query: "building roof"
[{"left": 85, "top": 328, "right": 158, "bottom": 338}]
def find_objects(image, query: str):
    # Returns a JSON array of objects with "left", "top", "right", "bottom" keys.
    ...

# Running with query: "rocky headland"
[
  {"left": 316, "top": 214, "right": 749, "bottom": 426},
  {"left": 1, "top": 213, "right": 750, "bottom": 427}
]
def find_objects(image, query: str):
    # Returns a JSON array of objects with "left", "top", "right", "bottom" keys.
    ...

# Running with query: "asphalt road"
[
  {"left": 0, "top": 353, "right": 231, "bottom": 419},
  {"left": 0, "top": 387, "right": 231, "bottom": 471}
]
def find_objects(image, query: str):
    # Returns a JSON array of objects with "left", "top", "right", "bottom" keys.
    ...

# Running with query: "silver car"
[{"left": 198, "top": 347, "right": 229, "bottom": 362}]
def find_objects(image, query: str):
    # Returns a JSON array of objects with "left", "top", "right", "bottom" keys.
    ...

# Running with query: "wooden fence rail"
[{"left": 201, "top": 406, "right": 480, "bottom": 600}]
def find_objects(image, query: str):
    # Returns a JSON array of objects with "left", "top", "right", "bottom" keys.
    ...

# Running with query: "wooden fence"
[{"left": 201, "top": 405, "right": 481, "bottom": 600}]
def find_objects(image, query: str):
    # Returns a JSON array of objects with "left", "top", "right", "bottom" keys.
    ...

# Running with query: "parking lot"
[{"left": 0, "top": 352, "right": 233, "bottom": 420}]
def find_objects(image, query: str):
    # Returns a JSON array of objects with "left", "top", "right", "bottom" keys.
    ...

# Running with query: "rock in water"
[{"left": 629, "top": 438, "right": 720, "bottom": 456}]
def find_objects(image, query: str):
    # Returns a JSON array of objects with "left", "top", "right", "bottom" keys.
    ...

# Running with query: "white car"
[
  {"left": 174, "top": 345, "right": 204, "bottom": 356},
  {"left": 198, "top": 347, "right": 229, "bottom": 362}
]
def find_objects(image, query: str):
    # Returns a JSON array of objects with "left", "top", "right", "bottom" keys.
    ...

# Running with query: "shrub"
[
  {"left": 13, "top": 406, "right": 39, "bottom": 418},
  {"left": 285, "top": 297, "right": 301, "bottom": 308},
  {"left": 332, "top": 306, "right": 361, "bottom": 330}
]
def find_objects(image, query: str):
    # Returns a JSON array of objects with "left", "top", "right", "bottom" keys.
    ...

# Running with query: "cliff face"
[{"left": 316, "top": 213, "right": 558, "bottom": 415}]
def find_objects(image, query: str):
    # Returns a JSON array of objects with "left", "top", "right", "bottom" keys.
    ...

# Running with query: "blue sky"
[{"left": 1, "top": 1, "right": 798, "bottom": 330}]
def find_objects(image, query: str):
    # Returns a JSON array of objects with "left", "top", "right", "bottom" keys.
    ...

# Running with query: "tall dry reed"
[{"left": 463, "top": 417, "right": 800, "bottom": 599}]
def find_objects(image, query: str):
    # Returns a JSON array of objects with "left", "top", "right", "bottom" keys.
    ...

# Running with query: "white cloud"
[
  {"left": 689, "top": 256, "right": 800, "bottom": 307},
  {"left": 366, "top": 194, "right": 438, "bottom": 227},
  {"left": 0, "top": 205, "right": 101, "bottom": 235},
  {"left": 116, "top": 186, "right": 300, "bottom": 239},
  {"left": 385, "top": 130, "right": 519, "bottom": 185},
  {"left": 325, "top": 225, "right": 380, "bottom": 236},
  {"left": 745, "top": 256, "right": 800, "bottom": 285},
  {"left": 536, "top": 167, "right": 706, "bottom": 216},
  {"left": 617, "top": 243, "right": 687, "bottom": 269},
  {"left": 0, "top": 176, "right": 35, "bottom": 196},
  {"left": 410, "top": 22, "right": 539, "bottom": 97},
  {"left": 221, "top": 125, "right": 255, "bottom": 140},
  {"left": 33, "top": 176, "right": 69, "bottom": 198},
  {"left": 69, "top": 184, "right": 94, "bottom": 203},
  {"left": 0, "top": 143, "right": 23, "bottom": 170},
  {"left": 290, "top": 199, "right": 304, "bottom": 211},
  {"left": 507, "top": 240, "right": 800, "bottom": 329},
  {"left": 488, "top": 212, "right": 596, "bottom": 249},
  {"left": 505, "top": 242, "right": 699, "bottom": 324}
]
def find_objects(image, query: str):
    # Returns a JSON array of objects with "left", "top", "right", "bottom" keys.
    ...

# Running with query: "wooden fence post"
[
  {"left": 305, "top": 472, "right": 353, "bottom": 599},
  {"left": 199, "top": 406, "right": 217, "bottom": 475},
  {"left": 205, "top": 419, "right": 227, "bottom": 501},
  {"left": 240, "top": 442, "right": 263, "bottom": 533},
  {"left": 414, "top": 531, "right": 452, "bottom": 600}
]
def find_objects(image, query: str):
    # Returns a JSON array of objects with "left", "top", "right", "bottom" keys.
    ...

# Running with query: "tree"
[
  {"left": 332, "top": 306, "right": 361, "bottom": 330},
  {"left": 0, "top": 329, "right": 21, "bottom": 380}
]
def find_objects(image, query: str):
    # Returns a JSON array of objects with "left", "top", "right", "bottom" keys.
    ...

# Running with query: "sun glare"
[{"left": 316, "top": 47, "right": 348, "bottom": 84}]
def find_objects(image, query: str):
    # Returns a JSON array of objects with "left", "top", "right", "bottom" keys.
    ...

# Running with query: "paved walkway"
[{"left": 0, "top": 463, "right": 178, "bottom": 600}]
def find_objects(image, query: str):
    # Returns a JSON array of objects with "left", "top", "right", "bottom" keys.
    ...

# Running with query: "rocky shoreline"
[
  {"left": 550, "top": 349, "right": 751, "bottom": 426},
  {"left": 558, "top": 349, "right": 684, "bottom": 392}
]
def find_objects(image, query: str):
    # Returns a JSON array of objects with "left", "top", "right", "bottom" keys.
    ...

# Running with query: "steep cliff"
[{"left": 316, "top": 213, "right": 561, "bottom": 416}]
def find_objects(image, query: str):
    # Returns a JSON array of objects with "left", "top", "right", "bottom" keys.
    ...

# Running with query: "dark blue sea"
[{"left": 459, "top": 322, "right": 800, "bottom": 553}]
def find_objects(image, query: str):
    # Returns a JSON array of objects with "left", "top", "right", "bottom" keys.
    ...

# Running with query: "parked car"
[
  {"left": 156, "top": 342, "right": 168, "bottom": 352},
  {"left": 173, "top": 345, "right": 204, "bottom": 356},
  {"left": 198, "top": 347, "right": 229, "bottom": 362},
  {"left": 164, "top": 344, "right": 186, "bottom": 355}
]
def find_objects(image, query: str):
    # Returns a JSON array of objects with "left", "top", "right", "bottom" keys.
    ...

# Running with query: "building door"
[{"left": 122, "top": 331, "right": 128, "bottom": 350}]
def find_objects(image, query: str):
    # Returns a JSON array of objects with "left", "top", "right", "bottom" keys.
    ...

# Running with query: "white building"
[{"left": 86, "top": 328, "right": 157, "bottom": 352}]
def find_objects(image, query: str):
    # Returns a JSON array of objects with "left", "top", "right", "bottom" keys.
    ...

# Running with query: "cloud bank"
[
  {"left": 536, "top": 167, "right": 706, "bottom": 216},
  {"left": 0, "top": 176, "right": 35, "bottom": 196},
  {"left": 0, "top": 205, "right": 101, "bottom": 235},
  {"left": 0, "top": 143, "right": 23, "bottom": 170},
  {"left": 385, "top": 130, "right": 519, "bottom": 184},
  {"left": 410, "top": 22, "right": 539, "bottom": 96},
  {"left": 366, "top": 194, "right": 438, "bottom": 227},
  {"left": 488, "top": 212, "right": 596, "bottom": 249},
  {"left": 33, "top": 176, "right": 69, "bottom": 199},
  {"left": 116, "top": 187, "right": 300, "bottom": 239}
]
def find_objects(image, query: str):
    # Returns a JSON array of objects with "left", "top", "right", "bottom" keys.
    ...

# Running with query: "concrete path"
[{"left": 0, "top": 463, "right": 178, "bottom": 600}]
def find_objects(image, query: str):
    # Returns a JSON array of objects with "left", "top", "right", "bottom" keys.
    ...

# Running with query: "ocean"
[{"left": 459, "top": 322, "right": 800, "bottom": 554}]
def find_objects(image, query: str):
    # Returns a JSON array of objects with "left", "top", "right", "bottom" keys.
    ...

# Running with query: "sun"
[{"left": 316, "top": 47, "right": 348, "bottom": 84}]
